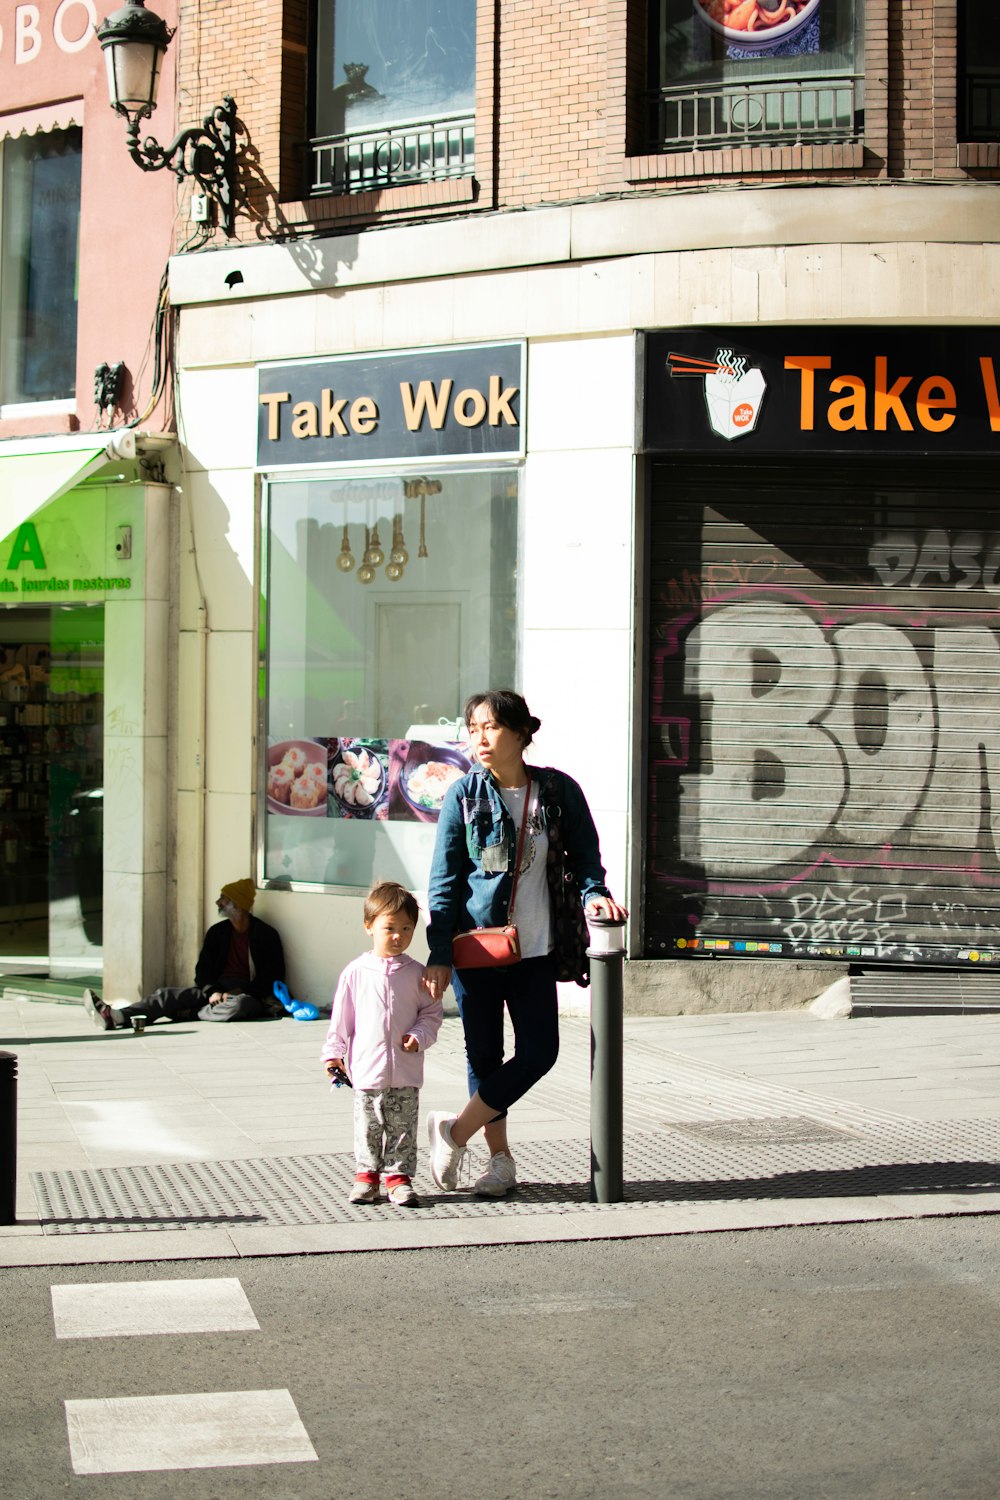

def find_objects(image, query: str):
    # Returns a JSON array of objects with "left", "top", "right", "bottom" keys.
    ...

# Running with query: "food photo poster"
[
  {"left": 690, "top": 0, "right": 821, "bottom": 62},
  {"left": 267, "top": 735, "right": 472, "bottom": 824}
]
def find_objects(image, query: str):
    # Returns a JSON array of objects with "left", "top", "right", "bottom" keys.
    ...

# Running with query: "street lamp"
[{"left": 96, "top": 0, "right": 240, "bottom": 237}]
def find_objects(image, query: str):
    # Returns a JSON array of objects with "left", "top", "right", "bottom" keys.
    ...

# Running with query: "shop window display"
[
  {"left": 0, "top": 606, "right": 103, "bottom": 973},
  {"left": 260, "top": 467, "right": 518, "bottom": 890}
]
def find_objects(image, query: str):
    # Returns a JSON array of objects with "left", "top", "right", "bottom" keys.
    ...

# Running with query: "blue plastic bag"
[{"left": 273, "top": 981, "right": 320, "bottom": 1021}]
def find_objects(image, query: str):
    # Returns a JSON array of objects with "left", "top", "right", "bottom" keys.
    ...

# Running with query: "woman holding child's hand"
[{"left": 424, "top": 690, "right": 626, "bottom": 1199}]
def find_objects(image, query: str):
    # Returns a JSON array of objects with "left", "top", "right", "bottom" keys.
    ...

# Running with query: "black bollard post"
[
  {"left": 0, "top": 1050, "right": 17, "bottom": 1226},
  {"left": 588, "top": 916, "right": 626, "bottom": 1204}
]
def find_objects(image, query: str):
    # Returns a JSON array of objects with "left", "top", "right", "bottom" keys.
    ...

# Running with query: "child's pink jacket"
[{"left": 320, "top": 951, "right": 443, "bottom": 1089}]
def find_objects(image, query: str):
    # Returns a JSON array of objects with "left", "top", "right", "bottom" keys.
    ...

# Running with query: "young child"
[{"left": 322, "top": 881, "right": 443, "bottom": 1207}]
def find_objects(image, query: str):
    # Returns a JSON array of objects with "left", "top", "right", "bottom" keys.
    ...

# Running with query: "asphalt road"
[{"left": 4, "top": 1218, "right": 1000, "bottom": 1500}]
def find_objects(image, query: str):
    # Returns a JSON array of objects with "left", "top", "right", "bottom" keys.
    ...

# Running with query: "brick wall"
[
  {"left": 177, "top": 0, "right": 289, "bottom": 238},
  {"left": 172, "top": 0, "right": 987, "bottom": 246},
  {"left": 495, "top": 1, "right": 610, "bottom": 206},
  {"left": 889, "top": 0, "right": 962, "bottom": 179}
]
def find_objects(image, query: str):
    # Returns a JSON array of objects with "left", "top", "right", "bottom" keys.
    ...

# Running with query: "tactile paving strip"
[{"left": 30, "top": 1118, "right": 1000, "bottom": 1233}]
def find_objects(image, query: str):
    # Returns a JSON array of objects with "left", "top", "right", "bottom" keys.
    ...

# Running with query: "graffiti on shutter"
[{"left": 645, "top": 472, "right": 1000, "bottom": 966}]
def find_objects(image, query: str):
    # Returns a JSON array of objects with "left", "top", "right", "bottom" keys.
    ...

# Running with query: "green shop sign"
[{"left": 1, "top": 486, "right": 137, "bottom": 600}]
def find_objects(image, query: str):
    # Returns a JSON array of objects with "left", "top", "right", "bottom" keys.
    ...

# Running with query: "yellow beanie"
[{"left": 220, "top": 878, "right": 256, "bottom": 912}]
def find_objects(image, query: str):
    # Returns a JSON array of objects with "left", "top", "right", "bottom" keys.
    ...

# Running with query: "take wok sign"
[
  {"left": 258, "top": 343, "right": 524, "bottom": 466},
  {"left": 644, "top": 328, "right": 1000, "bottom": 454}
]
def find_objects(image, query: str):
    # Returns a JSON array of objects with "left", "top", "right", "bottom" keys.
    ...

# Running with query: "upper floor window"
[
  {"left": 648, "top": 0, "right": 864, "bottom": 154},
  {"left": 311, "top": 0, "right": 476, "bottom": 196},
  {"left": 0, "top": 127, "right": 81, "bottom": 408},
  {"left": 959, "top": 2, "right": 1000, "bottom": 140}
]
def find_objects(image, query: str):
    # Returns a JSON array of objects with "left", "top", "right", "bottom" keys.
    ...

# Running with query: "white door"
[{"left": 374, "top": 601, "right": 462, "bottom": 735}]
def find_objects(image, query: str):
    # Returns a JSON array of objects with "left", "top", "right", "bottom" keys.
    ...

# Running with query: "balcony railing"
[
  {"left": 647, "top": 75, "right": 863, "bottom": 153},
  {"left": 963, "top": 70, "right": 1000, "bottom": 140},
  {"left": 310, "top": 113, "right": 475, "bottom": 196}
]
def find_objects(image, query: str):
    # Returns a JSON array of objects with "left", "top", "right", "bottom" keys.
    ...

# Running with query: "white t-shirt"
[{"left": 499, "top": 781, "right": 552, "bottom": 960}]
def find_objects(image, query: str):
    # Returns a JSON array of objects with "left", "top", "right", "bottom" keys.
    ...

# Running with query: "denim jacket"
[{"left": 426, "top": 764, "right": 611, "bottom": 969}]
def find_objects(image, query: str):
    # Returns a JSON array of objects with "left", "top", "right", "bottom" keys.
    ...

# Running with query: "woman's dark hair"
[{"left": 464, "top": 691, "right": 541, "bottom": 747}]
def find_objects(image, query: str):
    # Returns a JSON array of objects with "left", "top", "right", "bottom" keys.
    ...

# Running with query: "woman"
[{"left": 423, "top": 690, "right": 627, "bottom": 1197}]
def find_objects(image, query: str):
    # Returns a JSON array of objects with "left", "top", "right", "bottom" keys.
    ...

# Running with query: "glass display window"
[
  {"left": 0, "top": 604, "right": 103, "bottom": 976},
  {"left": 259, "top": 465, "right": 519, "bottom": 890}
]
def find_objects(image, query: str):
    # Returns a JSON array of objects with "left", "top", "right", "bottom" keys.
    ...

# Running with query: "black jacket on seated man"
[
  {"left": 194, "top": 912, "right": 285, "bottom": 1002},
  {"left": 83, "top": 878, "right": 286, "bottom": 1030}
]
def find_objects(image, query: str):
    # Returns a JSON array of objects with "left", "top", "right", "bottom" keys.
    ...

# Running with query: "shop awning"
[
  {"left": 0, "top": 101, "right": 84, "bottom": 141},
  {"left": 0, "top": 437, "right": 129, "bottom": 544}
]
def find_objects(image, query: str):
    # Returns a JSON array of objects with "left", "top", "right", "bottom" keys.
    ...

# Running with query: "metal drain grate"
[
  {"left": 850, "top": 969, "right": 1000, "bottom": 1014},
  {"left": 669, "top": 1117, "right": 856, "bottom": 1145},
  {"left": 29, "top": 1119, "right": 1000, "bottom": 1234}
]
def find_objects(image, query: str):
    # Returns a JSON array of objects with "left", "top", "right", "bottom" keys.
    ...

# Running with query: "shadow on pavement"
[
  {"left": 0, "top": 1030, "right": 198, "bottom": 1045},
  {"left": 385, "top": 1160, "right": 1000, "bottom": 1211},
  {"left": 36, "top": 1213, "right": 267, "bottom": 1228},
  {"left": 615, "top": 1160, "right": 1000, "bottom": 1201}
]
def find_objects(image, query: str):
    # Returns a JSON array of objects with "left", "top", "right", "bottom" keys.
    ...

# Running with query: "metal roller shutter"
[{"left": 644, "top": 457, "right": 1000, "bottom": 968}]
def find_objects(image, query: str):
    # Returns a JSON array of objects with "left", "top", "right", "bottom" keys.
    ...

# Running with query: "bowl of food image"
[
  {"left": 330, "top": 742, "right": 387, "bottom": 818},
  {"left": 694, "top": 0, "right": 820, "bottom": 51},
  {"left": 399, "top": 743, "right": 470, "bottom": 821},
  {"left": 267, "top": 739, "right": 328, "bottom": 816}
]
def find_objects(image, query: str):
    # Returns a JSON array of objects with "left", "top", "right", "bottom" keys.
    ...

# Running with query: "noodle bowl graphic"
[
  {"left": 668, "top": 348, "right": 768, "bottom": 441},
  {"left": 694, "top": 0, "right": 820, "bottom": 52}
]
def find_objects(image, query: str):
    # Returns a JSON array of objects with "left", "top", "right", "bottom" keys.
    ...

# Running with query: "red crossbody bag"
[{"left": 451, "top": 772, "right": 532, "bottom": 970}]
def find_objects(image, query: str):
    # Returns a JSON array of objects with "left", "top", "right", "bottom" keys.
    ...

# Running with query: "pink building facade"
[{"left": 0, "top": 1, "right": 180, "bottom": 995}]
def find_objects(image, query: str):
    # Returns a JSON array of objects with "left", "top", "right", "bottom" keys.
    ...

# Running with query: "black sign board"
[
  {"left": 258, "top": 343, "right": 524, "bottom": 466},
  {"left": 644, "top": 328, "right": 1000, "bottom": 456}
]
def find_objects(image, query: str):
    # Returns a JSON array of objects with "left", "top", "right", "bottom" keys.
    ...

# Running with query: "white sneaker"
[
  {"left": 387, "top": 1180, "right": 419, "bottom": 1207},
  {"left": 426, "top": 1111, "right": 467, "bottom": 1191},
  {"left": 348, "top": 1179, "right": 381, "bottom": 1204},
  {"left": 474, "top": 1152, "right": 517, "bottom": 1198}
]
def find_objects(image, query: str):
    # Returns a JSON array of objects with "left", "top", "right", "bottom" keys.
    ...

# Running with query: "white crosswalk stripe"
[
  {"left": 54, "top": 1275, "right": 319, "bottom": 1475},
  {"left": 65, "top": 1389, "right": 318, "bottom": 1475},
  {"left": 52, "top": 1277, "right": 260, "bottom": 1339}
]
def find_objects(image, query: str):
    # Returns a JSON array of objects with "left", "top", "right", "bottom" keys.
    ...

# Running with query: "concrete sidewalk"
[{"left": 2, "top": 991, "right": 1000, "bottom": 1267}]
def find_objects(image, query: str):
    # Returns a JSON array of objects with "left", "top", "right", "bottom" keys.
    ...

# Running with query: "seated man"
[{"left": 83, "top": 879, "right": 285, "bottom": 1030}]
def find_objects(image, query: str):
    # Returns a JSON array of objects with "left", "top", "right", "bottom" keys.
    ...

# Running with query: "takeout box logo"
[{"left": 668, "top": 347, "right": 767, "bottom": 441}]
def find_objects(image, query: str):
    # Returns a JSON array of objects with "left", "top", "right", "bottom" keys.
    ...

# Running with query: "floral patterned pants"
[{"left": 353, "top": 1086, "right": 419, "bottom": 1177}]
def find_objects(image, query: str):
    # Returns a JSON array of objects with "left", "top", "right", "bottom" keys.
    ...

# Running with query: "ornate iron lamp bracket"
[{"left": 126, "top": 95, "right": 239, "bottom": 237}]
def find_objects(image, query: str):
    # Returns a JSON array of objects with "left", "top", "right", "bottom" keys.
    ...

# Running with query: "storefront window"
[
  {"left": 260, "top": 466, "right": 518, "bottom": 890},
  {"left": 0, "top": 605, "right": 103, "bottom": 977}
]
